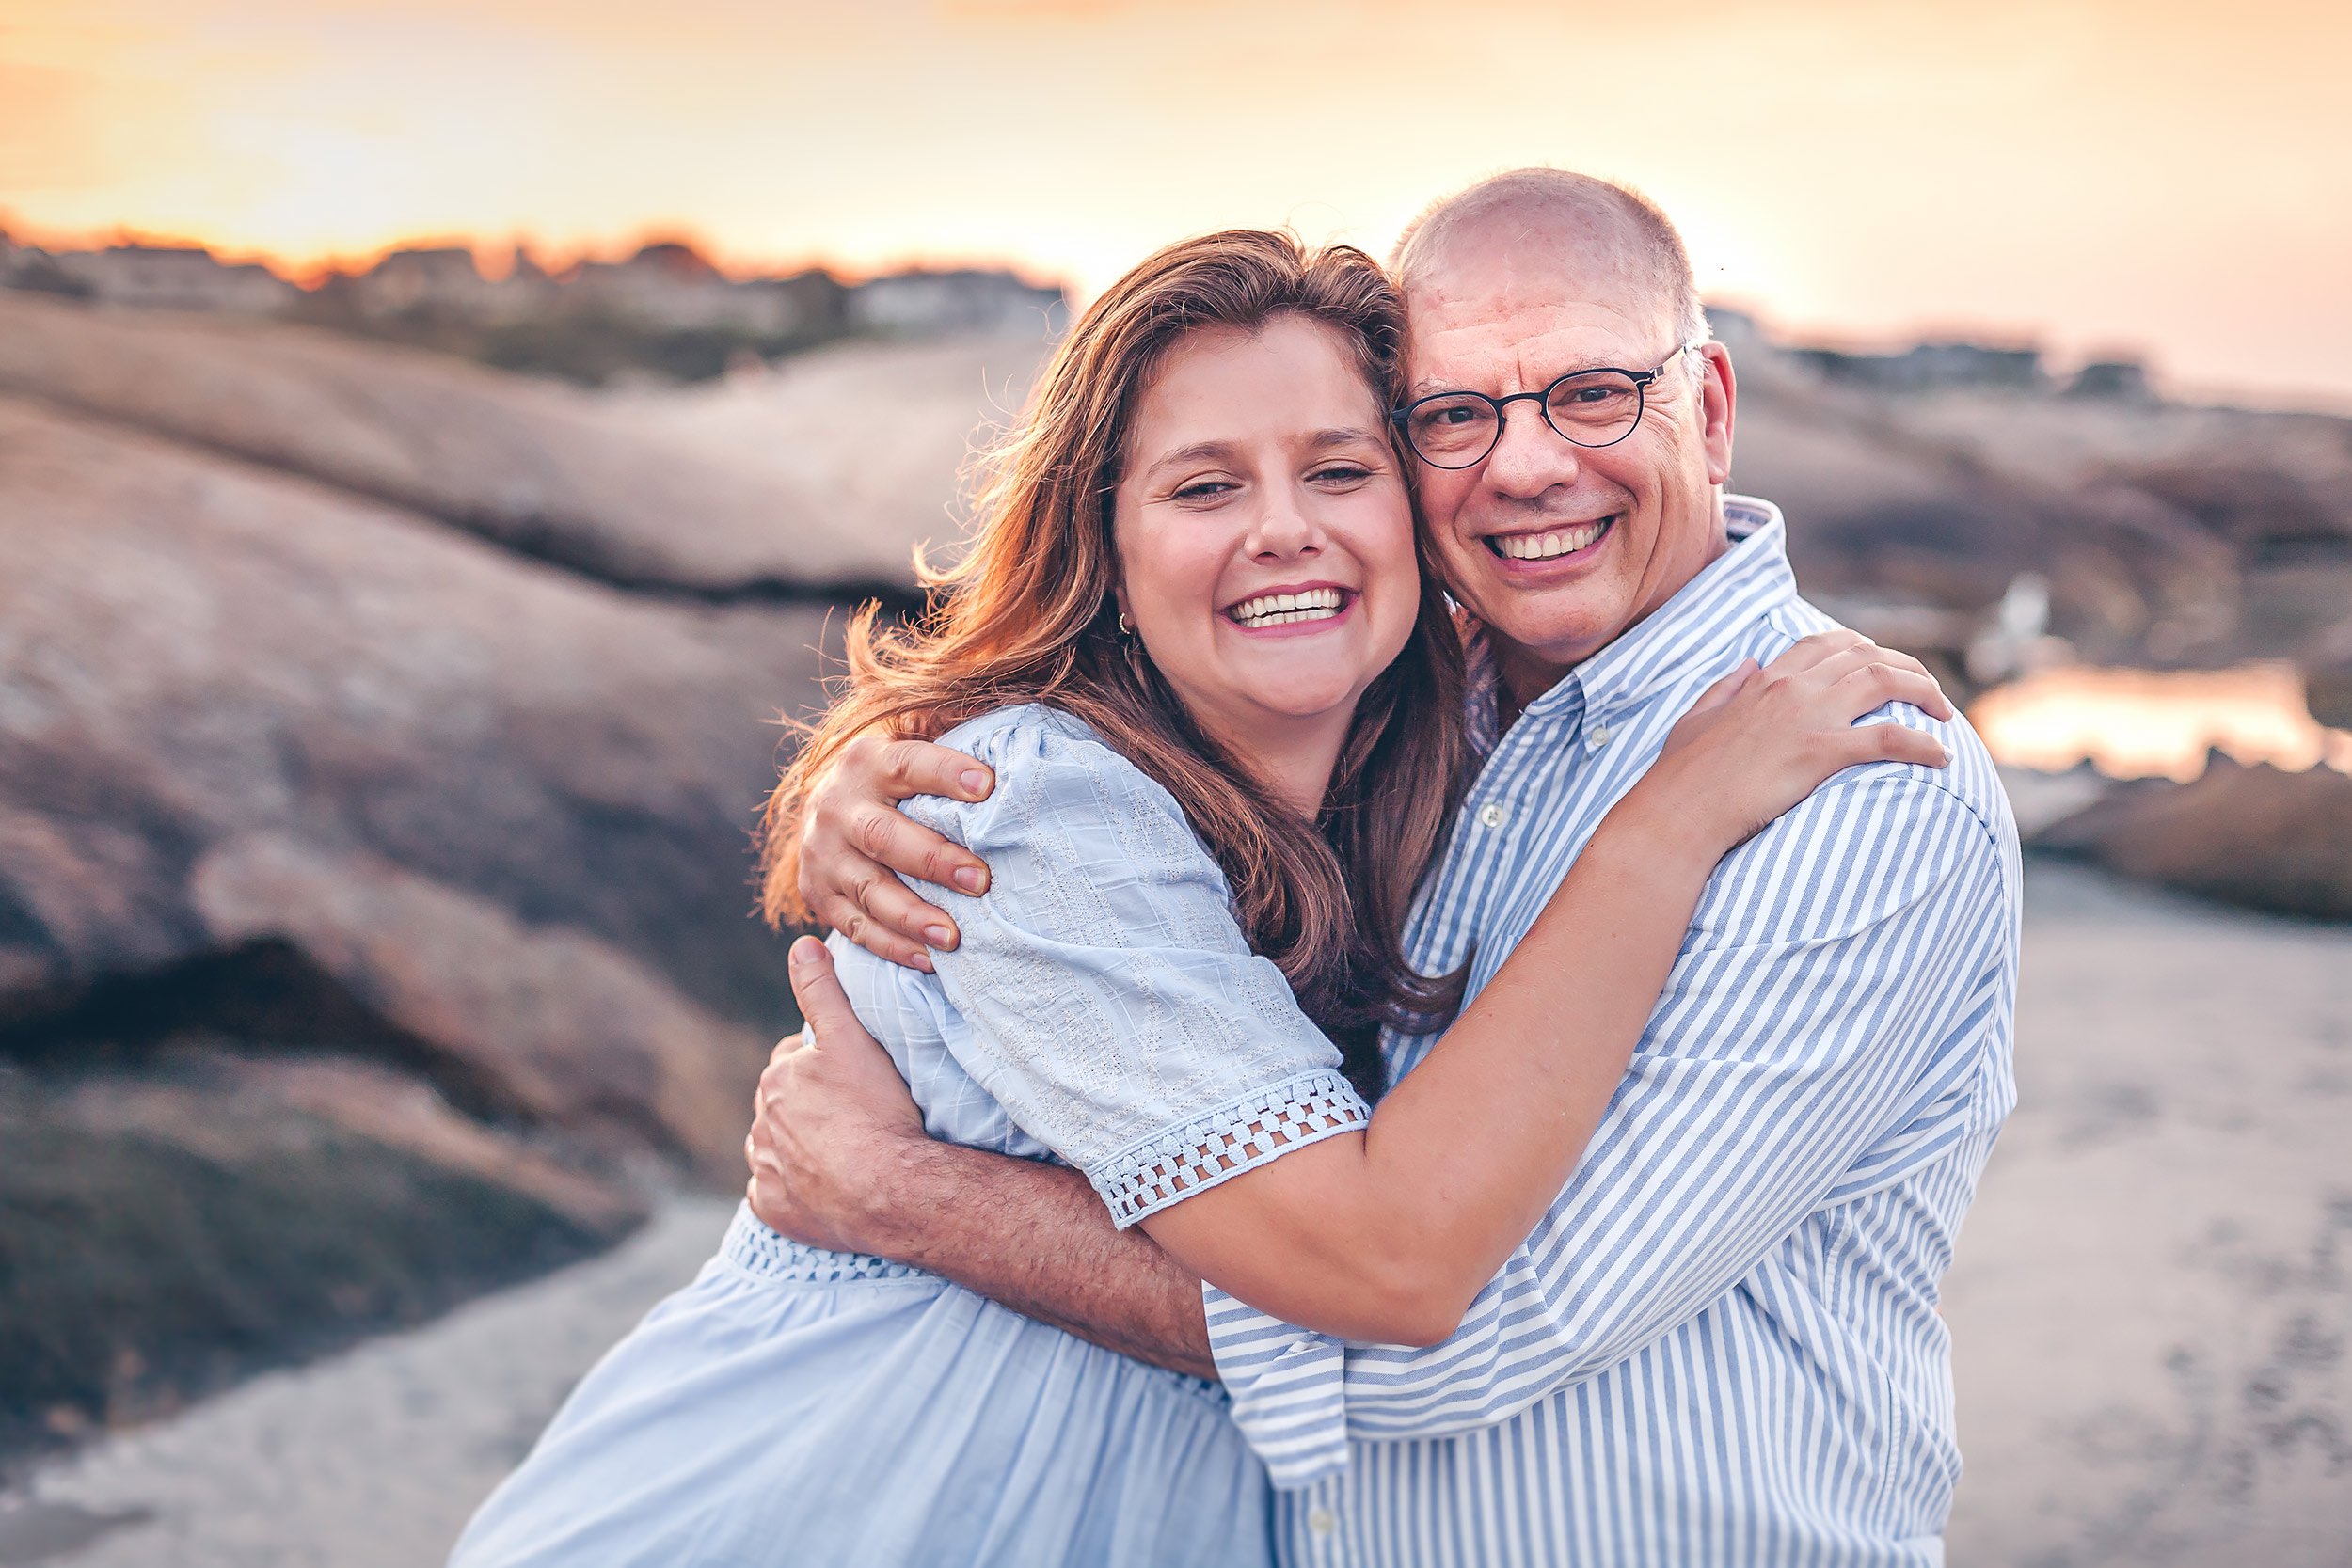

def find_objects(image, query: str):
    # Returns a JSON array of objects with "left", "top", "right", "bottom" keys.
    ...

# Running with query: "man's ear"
[{"left": 1697, "top": 343, "right": 1737, "bottom": 486}]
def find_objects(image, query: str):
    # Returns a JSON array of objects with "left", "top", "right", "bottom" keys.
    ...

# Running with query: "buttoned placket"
[{"left": 1287, "top": 1490, "right": 1346, "bottom": 1567}]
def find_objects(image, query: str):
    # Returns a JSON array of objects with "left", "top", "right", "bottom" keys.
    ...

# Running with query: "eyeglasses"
[{"left": 1391, "top": 341, "right": 1708, "bottom": 470}]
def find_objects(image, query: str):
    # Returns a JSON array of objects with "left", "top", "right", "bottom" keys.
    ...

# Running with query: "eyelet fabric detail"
[
  {"left": 720, "top": 1201, "right": 927, "bottom": 1283},
  {"left": 1094, "top": 1069, "right": 1370, "bottom": 1228}
]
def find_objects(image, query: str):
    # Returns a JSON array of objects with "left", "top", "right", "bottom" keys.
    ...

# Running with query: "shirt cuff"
[
  {"left": 1202, "top": 1282, "right": 1352, "bottom": 1489},
  {"left": 1085, "top": 1068, "right": 1368, "bottom": 1229}
]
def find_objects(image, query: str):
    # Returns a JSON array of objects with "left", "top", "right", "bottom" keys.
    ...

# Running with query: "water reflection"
[{"left": 1970, "top": 663, "right": 2352, "bottom": 783}]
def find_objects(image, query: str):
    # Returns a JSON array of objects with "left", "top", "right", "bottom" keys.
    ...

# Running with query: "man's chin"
[{"left": 1463, "top": 589, "right": 1631, "bottom": 674}]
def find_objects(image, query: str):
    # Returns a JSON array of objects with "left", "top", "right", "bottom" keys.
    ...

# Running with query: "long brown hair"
[{"left": 760, "top": 230, "right": 1466, "bottom": 1098}]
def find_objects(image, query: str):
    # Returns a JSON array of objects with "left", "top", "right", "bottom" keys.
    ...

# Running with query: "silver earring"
[{"left": 1117, "top": 610, "right": 1150, "bottom": 679}]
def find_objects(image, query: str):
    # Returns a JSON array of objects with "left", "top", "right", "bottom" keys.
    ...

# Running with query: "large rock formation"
[
  {"left": 0, "top": 394, "right": 826, "bottom": 1164},
  {"left": 2033, "top": 756, "right": 2352, "bottom": 921},
  {"left": 603, "top": 332, "right": 1054, "bottom": 585},
  {"left": 1714, "top": 330, "right": 2352, "bottom": 678},
  {"left": 0, "top": 292, "right": 876, "bottom": 595},
  {"left": 0, "top": 307, "right": 874, "bottom": 1451}
]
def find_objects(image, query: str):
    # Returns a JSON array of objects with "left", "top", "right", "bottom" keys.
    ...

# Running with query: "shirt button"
[
  {"left": 1476, "top": 801, "right": 1508, "bottom": 829},
  {"left": 1308, "top": 1507, "right": 1338, "bottom": 1537},
  {"left": 1588, "top": 722, "right": 1613, "bottom": 749}
]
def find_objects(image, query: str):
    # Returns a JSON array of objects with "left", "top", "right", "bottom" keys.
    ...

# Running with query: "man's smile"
[{"left": 1480, "top": 515, "right": 1617, "bottom": 563}]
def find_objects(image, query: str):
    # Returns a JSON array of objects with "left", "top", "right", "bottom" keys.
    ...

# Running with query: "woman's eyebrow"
[
  {"left": 1144, "top": 438, "right": 1241, "bottom": 475},
  {"left": 1143, "top": 427, "right": 1378, "bottom": 477}
]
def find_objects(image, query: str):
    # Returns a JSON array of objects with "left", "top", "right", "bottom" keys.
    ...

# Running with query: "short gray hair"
[{"left": 1391, "top": 168, "right": 1708, "bottom": 348}]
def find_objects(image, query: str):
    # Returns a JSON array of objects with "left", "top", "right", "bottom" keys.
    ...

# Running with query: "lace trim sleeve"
[{"left": 1089, "top": 1069, "right": 1370, "bottom": 1229}]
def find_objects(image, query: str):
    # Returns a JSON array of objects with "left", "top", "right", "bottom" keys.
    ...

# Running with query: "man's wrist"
[{"left": 850, "top": 1130, "right": 964, "bottom": 1266}]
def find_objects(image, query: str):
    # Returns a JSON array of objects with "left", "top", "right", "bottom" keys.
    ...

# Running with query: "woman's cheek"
[{"left": 1364, "top": 500, "right": 1425, "bottom": 641}]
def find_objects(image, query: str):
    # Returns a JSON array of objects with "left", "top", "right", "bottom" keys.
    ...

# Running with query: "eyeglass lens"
[{"left": 1404, "top": 370, "right": 1646, "bottom": 467}]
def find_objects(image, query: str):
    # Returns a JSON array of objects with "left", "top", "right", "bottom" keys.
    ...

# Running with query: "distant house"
[
  {"left": 2066, "top": 359, "right": 2153, "bottom": 402},
  {"left": 0, "top": 230, "right": 1064, "bottom": 371},
  {"left": 47, "top": 244, "right": 299, "bottom": 314},
  {"left": 1792, "top": 340, "right": 2046, "bottom": 394},
  {"left": 0, "top": 232, "right": 92, "bottom": 299},
  {"left": 847, "top": 268, "right": 1066, "bottom": 336},
  {"left": 1700, "top": 303, "right": 1765, "bottom": 351},
  {"left": 345, "top": 246, "right": 552, "bottom": 321},
  {"left": 748, "top": 269, "right": 851, "bottom": 340},
  {"left": 565, "top": 242, "right": 808, "bottom": 335}
]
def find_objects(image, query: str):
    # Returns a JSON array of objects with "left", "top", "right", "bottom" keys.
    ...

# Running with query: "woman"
[{"left": 450, "top": 232, "right": 1948, "bottom": 1567}]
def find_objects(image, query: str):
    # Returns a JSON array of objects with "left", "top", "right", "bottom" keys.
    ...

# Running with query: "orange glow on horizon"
[
  {"left": 0, "top": 213, "right": 1067, "bottom": 294},
  {"left": 1973, "top": 665, "right": 2352, "bottom": 784},
  {"left": 6, "top": 0, "right": 2349, "bottom": 407}
]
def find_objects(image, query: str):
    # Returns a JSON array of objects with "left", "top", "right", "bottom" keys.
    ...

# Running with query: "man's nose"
[{"left": 1483, "top": 402, "right": 1582, "bottom": 497}]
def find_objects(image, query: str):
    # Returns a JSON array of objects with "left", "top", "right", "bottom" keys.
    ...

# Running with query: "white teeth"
[
  {"left": 1491, "top": 520, "right": 1609, "bottom": 561},
  {"left": 1229, "top": 587, "right": 1345, "bottom": 627}
]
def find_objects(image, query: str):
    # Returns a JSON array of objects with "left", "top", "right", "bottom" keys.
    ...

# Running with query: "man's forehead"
[
  {"left": 1404, "top": 293, "right": 1664, "bottom": 395},
  {"left": 1400, "top": 208, "right": 1677, "bottom": 388}
]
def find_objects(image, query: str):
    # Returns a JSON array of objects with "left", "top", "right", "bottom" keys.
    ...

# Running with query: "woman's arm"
[{"left": 1138, "top": 633, "right": 1951, "bottom": 1345}]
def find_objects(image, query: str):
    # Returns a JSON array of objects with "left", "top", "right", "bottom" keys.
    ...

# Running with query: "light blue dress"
[{"left": 449, "top": 705, "right": 1372, "bottom": 1567}]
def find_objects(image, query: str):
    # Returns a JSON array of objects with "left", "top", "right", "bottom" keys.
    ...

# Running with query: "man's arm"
[
  {"left": 750, "top": 937, "right": 1216, "bottom": 1380},
  {"left": 859, "top": 1141, "right": 1217, "bottom": 1379},
  {"left": 1206, "top": 764, "right": 2016, "bottom": 1479},
  {"left": 793, "top": 736, "right": 996, "bottom": 972}
]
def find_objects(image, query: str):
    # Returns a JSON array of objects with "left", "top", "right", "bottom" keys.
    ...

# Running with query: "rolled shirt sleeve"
[
  {"left": 906, "top": 705, "right": 1369, "bottom": 1227},
  {"left": 1208, "top": 766, "right": 2016, "bottom": 1487}
]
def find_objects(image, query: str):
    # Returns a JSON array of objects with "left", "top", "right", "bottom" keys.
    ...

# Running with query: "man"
[{"left": 751, "top": 169, "right": 2020, "bottom": 1565}]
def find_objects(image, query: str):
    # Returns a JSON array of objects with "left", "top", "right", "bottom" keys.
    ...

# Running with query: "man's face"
[{"left": 1404, "top": 241, "right": 1737, "bottom": 688}]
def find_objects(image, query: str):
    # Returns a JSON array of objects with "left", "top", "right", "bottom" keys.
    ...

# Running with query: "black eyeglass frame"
[{"left": 1390, "top": 341, "right": 1709, "bottom": 470}]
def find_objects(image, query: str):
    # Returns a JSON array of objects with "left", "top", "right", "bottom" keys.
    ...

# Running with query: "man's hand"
[
  {"left": 746, "top": 937, "right": 929, "bottom": 1253},
  {"left": 798, "top": 733, "right": 996, "bottom": 971}
]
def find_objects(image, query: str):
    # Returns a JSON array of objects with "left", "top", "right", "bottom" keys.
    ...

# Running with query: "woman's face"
[{"left": 1111, "top": 314, "right": 1422, "bottom": 766}]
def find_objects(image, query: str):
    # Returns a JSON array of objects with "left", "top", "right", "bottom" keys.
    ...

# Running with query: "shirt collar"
[{"left": 1464, "top": 494, "right": 1797, "bottom": 740}]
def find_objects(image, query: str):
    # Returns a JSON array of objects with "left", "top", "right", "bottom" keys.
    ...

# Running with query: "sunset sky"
[{"left": 6, "top": 0, "right": 2349, "bottom": 407}]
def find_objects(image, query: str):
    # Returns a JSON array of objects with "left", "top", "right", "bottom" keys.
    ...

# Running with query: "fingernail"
[
  {"left": 910, "top": 950, "right": 934, "bottom": 973},
  {"left": 789, "top": 935, "right": 822, "bottom": 965},
  {"left": 923, "top": 925, "right": 953, "bottom": 948},
  {"left": 959, "top": 768, "right": 991, "bottom": 799},
  {"left": 953, "top": 866, "right": 986, "bottom": 894}
]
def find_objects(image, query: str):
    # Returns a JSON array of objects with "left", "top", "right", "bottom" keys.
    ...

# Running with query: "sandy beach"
[{"left": 3, "top": 858, "right": 2346, "bottom": 1568}]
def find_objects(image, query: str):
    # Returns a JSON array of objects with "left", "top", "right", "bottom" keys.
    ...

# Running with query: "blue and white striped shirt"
[{"left": 1204, "top": 498, "right": 2022, "bottom": 1567}]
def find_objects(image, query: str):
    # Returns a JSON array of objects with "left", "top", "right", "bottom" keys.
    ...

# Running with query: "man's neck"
[{"left": 1492, "top": 641, "right": 1572, "bottom": 733}]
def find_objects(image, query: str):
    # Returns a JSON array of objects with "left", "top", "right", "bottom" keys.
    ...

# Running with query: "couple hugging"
[{"left": 453, "top": 169, "right": 2022, "bottom": 1567}]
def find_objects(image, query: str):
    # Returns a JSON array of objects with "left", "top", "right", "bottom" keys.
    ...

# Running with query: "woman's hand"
[
  {"left": 797, "top": 734, "right": 997, "bottom": 970},
  {"left": 1622, "top": 630, "right": 1954, "bottom": 862}
]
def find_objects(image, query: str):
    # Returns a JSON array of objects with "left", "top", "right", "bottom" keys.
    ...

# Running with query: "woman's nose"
[{"left": 1248, "top": 494, "right": 1323, "bottom": 558}]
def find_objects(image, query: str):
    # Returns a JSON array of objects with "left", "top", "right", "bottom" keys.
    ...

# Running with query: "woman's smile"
[{"left": 1221, "top": 582, "right": 1359, "bottom": 635}]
